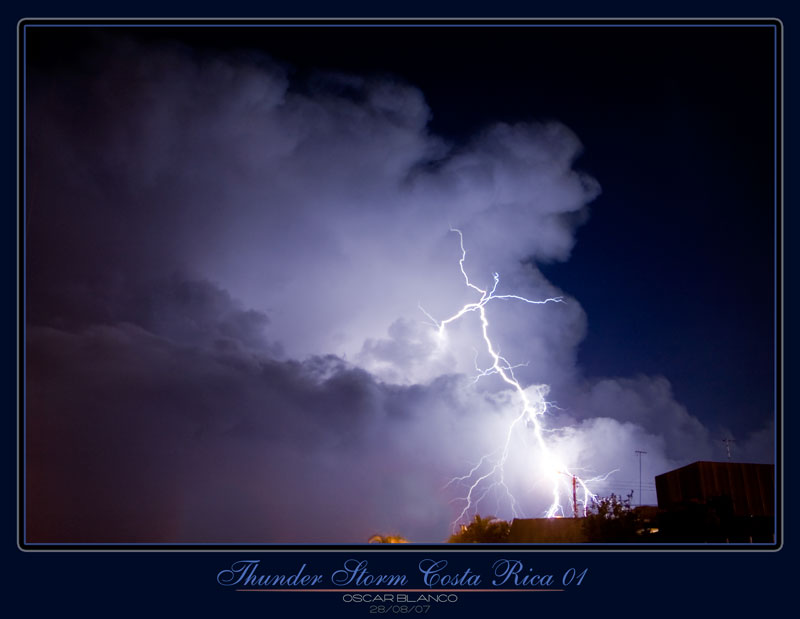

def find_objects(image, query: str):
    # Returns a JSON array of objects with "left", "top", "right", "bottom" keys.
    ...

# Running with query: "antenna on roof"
[
  {"left": 722, "top": 437, "right": 736, "bottom": 461},
  {"left": 635, "top": 450, "right": 647, "bottom": 507}
]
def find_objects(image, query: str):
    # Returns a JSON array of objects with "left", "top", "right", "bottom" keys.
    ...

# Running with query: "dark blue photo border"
[
  {"left": 17, "top": 17, "right": 783, "bottom": 553},
  {"left": 10, "top": 14, "right": 795, "bottom": 617}
]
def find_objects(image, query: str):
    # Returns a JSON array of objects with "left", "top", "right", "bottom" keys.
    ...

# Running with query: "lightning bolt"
[{"left": 422, "top": 228, "right": 604, "bottom": 529}]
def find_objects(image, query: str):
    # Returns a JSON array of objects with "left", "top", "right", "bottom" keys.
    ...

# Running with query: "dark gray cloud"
[
  {"left": 25, "top": 37, "right": 772, "bottom": 543},
  {"left": 27, "top": 323, "right": 519, "bottom": 542}
]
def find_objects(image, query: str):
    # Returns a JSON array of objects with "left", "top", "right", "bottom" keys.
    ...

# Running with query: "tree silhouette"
[
  {"left": 583, "top": 492, "right": 638, "bottom": 542},
  {"left": 368, "top": 534, "right": 409, "bottom": 544},
  {"left": 447, "top": 514, "right": 510, "bottom": 543}
]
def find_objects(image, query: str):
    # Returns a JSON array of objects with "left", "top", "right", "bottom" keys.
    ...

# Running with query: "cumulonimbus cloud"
[{"left": 25, "top": 37, "right": 772, "bottom": 543}]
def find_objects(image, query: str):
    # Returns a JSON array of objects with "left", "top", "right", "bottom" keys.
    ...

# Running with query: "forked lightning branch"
[{"left": 421, "top": 229, "right": 611, "bottom": 528}]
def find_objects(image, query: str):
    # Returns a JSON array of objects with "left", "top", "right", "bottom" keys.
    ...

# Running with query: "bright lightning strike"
[{"left": 422, "top": 228, "right": 603, "bottom": 529}]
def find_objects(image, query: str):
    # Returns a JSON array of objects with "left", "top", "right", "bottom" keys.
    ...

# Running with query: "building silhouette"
[
  {"left": 654, "top": 461, "right": 774, "bottom": 543},
  {"left": 503, "top": 461, "right": 774, "bottom": 544}
]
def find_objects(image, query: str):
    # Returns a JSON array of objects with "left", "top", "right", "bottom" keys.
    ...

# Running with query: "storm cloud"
[{"left": 25, "top": 37, "right": 771, "bottom": 543}]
